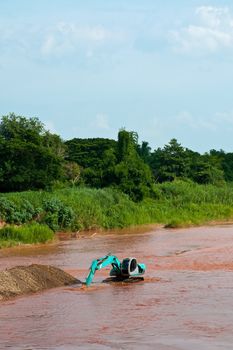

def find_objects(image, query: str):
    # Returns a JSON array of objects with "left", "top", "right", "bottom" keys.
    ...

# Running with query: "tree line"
[{"left": 0, "top": 113, "right": 232, "bottom": 201}]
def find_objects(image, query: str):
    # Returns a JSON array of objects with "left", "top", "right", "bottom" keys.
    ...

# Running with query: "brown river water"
[{"left": 0, "top": 224, "right": 233, "bottom": 350}]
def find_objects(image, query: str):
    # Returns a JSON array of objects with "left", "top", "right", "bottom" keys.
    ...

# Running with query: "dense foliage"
[
  {"left": 1, "top": 113, "right": 233, "bottom": 247},
  {"left": 0, "top": 113, "right": 233, "bottom": 201},
  {"left": 0, "top": 113, "right": 64, "bottom": 192},
  {"left": 147, "top": 139, "right": 224, "bottom": 185}
]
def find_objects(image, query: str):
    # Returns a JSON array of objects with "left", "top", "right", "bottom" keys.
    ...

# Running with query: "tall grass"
[
  {"left": 0, "top": 223, "right": 54, "bottom": 248},
  {"left": 149, "top": 180, "right": 233, "bottom": 227},
  {"left": 1, "top": 181, "right": 233, "bottom": 238}
]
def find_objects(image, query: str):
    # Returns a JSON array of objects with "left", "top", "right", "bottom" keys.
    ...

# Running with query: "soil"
[{"left": 0, "top": 264, "right": 81, "bottom": 301}]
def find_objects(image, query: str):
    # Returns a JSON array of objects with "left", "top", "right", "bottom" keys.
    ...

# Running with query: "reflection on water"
[{"left": 0, "top": 225, "right": 233, "bottom": 349}]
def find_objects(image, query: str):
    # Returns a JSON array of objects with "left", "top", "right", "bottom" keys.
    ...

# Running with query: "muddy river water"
[{"left": 0, "top": 224, "right": 233, "bottom": 349}]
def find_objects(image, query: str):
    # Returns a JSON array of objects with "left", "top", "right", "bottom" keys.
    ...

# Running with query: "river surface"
[{"left": 0, "top": 224, "right": 233, "bottom": 350}]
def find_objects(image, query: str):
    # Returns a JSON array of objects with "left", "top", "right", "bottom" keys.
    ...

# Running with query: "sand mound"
[{"left": 0, "top": 264, "right": 81, "bottom": 301}]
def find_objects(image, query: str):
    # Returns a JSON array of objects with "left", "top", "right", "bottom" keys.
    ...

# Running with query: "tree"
[
  {"left": 65, "top": 137, "right": 118, "bottom": 188},
  {"left": 150, "top": 139, "right": 225, "bottom": 185},
  {"left": 117, "top": 129, "right": 138, "bottom": 161},
  {"left": 137, "top": 141, "right": 151, "bottom": 164},
  {"left": 65, "top": 130, "right": 153, "bottom": 200},
  {"left": 114, "top": 155, "right": 153, "bottom": 201},
  {"left": 63, "top": 162, "right": 81, "bottom": 186},
  {"left": 114, "top": 130, "right": 153, "bottom": 201},
  {"left": 208, "top": 149, "right": 233, "bottom": 182},
  {"left": 189, "top": 155, "right": 224, "bottom": 185},
  {"left": 150, "top": 139, "right": 190, "bottom": 182},
  {"left": 222, "top": 153, "right": 233, "bottom": 182},
  {"left": 0, "top": 113, "right": 64, "bottom": 192},
  {"left": 43, "top": 132, "right": 66, "bottom": 158},
  {"left": 0, "top": 113, "right": 44, "bottom": 143},
  {"left": 65, "top": 138, "right": 117, "bottom": 168}
]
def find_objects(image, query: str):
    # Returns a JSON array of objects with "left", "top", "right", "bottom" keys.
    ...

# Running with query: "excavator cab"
[{"left": 121, "top": 258, "right": 139, "bottom": 276}]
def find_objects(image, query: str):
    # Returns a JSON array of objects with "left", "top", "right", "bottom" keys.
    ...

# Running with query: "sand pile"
[{"left": 0, "top": 264, "right": 81, "bottom": 300}]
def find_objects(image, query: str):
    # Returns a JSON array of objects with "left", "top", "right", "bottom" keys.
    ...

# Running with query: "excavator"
[{"left": 85, "top": 254, "right": 146, "bottom": 286}]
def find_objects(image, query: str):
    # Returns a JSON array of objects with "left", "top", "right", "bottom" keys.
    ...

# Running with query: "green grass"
[
  {"left": 150, "top": 180, "right": 233, "bottom": 227},
  {"left": 0, "top": 223, "right": 54, "bottom": 248},
  {"left": 1, "top": 180, "right": 233, "bottom": 247}
]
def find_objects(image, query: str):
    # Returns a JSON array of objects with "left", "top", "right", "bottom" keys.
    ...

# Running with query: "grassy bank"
[
  {"left": 1, "top": 181, "right": 233, "bottom": 247},
  {"left": 0, "top": 224, "right": 54, "bottom": 248}
]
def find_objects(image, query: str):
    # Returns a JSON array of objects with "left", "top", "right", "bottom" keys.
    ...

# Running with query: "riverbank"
[{"left": 1, "top": 181, "right": 233, "bottom": 248}]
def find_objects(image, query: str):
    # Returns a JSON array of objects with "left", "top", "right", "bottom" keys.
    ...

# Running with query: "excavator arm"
[{"left": 86, "top": 254, "right": 121, "bottom": 286}]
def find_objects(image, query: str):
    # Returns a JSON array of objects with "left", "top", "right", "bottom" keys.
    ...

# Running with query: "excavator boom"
[{"left": 86, "top": 254, "right": 121, "bottom": 286}]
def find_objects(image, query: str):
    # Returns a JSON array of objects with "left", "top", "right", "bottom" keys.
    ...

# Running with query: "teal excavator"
[{"left": 85, "top": 254, "right": 146, "bottom": 286}]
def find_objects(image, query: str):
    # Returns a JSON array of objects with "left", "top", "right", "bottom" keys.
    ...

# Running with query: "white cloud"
[
  {"left": 175, "top": 111, "right": 218, "bottom": 131},
  {"left": 175, "top": 111, "right": 197, "bottom": 129},
  {"left": 91, "top": 113, "right": 110, "bottom": 130},
  {"left": 196, "top": 6, "right": 229, "bottom": 28},
  {"left": 171, "top": 6, "right": 233, "bottom": 54},
  {"left": 175, "top": 110, "right": 233, "bottom": 132},
  {"left": 56, "top": 22, "right": 113, "bottom": 42},
  {"left": 147, "top": 109, "right": 233, "bottom": 150},
  {"left": 214, "top": 111, "right": 233, "bottom": 125},
  {"left": 151, "top": 110, "right": 233, "bottom": 137},
  {"left": 41, "top": 33, "right": 74, "bottom": 56},
  {"left": 40, "top": 22, "right": 127, "bottom": 57},
  {"left": 0, "top": 19, "right": 127, "bottom": 60}
]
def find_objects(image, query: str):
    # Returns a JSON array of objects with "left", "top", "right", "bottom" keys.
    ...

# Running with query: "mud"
[{"left": 0, "top": 264, "right": 80, "bottom": 300}]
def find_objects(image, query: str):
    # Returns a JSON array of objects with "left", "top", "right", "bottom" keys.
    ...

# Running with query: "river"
[{"left": 0, "top": 224, "right": 233, "bottom": 349}]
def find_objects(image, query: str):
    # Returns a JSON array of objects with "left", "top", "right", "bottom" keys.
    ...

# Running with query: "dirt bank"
[{"left": 0, "top": 264, "right": 81, "bottom": 301}]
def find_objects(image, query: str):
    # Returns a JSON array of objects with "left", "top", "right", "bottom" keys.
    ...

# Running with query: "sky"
[{"left": 1, "top": 0, "right": 233, "bottom": 152}]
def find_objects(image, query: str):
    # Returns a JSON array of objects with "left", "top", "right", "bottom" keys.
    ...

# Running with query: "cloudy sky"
[{"left": 1, "top": 0, "right": 233, "bottom": 152}]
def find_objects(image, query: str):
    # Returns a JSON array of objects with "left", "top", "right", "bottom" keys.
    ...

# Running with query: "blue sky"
[{"left": 1, "top": 0, "right": 233, "bottom": 152}]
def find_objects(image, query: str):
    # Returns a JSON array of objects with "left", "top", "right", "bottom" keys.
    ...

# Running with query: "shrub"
[
  {"left": 42, "top": 198, "right": 75, "bottom": 231},
  {"left": 0, "top": 197, "right": 41, "bottom": 224}
]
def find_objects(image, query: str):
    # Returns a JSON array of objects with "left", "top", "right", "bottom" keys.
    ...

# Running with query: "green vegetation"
[
  {"left": 152, "top": 180, "right": 233, "bottom": 227},
  {"left": 1, "top": 181, "right": 233, "bottom": 234},
  {"left": 148, "top": 138, "right": 224, "bottom": 185},
  {"left": 0, "top": 223, "right": 54, "bottom": 248},
  {"left": 1, "top": 113, "right": 232, "bottom": 197},
  {"left": 0, "top": 113, "right": 64, "bottom": 192},
  {"left": 1, "top": 113, "right": 233, "bottom": 247}
]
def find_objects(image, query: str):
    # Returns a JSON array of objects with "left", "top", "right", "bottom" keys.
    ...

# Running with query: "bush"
[
  {"left": 0, "top": 197, "right": 41, "bottom": 224},
  {"left": 42, "top": 198, "right": 75, "bottom": 231}
]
